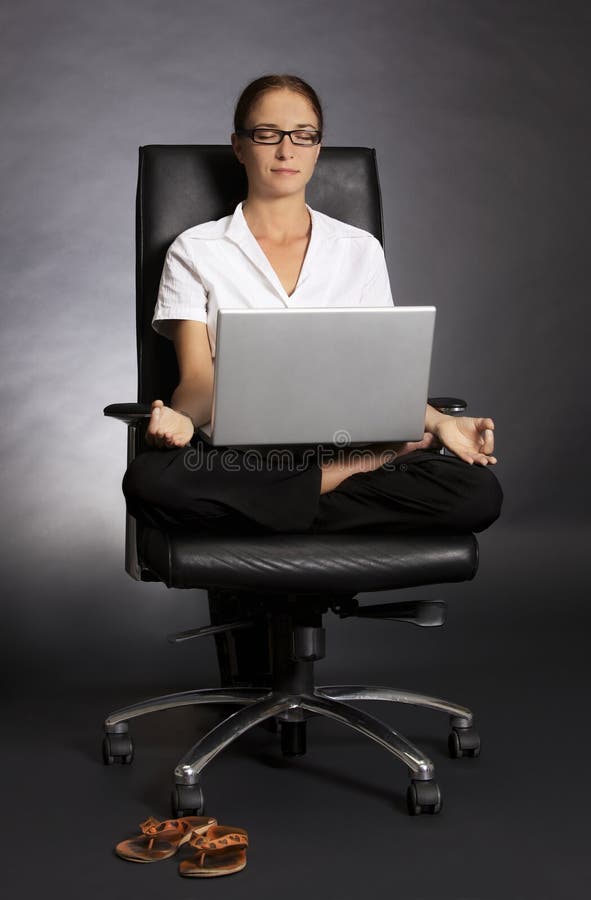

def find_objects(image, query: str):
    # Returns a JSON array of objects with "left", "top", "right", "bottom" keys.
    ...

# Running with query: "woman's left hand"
[{"left": 433, "top": 416, "right": 497, "bottom": 466}]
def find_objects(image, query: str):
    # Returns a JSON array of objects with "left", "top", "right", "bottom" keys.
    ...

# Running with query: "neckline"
[{"left": 237, "top": 202, "right": 315, "bottom": 301}]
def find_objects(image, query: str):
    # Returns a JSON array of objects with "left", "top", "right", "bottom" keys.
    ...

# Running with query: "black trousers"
[
  {"left": 122, "top": 433, "right": 503, "bottom": 686},
  {"left": 122, "top": 432, "right": 503, "bottom": 537}
]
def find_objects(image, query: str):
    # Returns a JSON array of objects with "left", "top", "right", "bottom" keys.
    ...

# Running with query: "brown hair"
[{"left": 233, "top": 74, "right": 324, "bottom": 135}]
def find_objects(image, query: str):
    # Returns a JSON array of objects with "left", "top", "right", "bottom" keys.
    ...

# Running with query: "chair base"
[
  {"left": 104, "top": 612, "right": 479, "bottom": 816},
  {"left": 104, "top": 683, "right": 474, "bottom": 808}
]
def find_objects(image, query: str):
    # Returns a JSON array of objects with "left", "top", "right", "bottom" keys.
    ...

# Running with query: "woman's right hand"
[{"left": 145, "top": 399, "right": 195, "bottom": 449}]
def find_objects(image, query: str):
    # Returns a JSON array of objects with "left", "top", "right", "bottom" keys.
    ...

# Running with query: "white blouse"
[{"left": 152, "top": 200, "right": 394, "bottom": 357}]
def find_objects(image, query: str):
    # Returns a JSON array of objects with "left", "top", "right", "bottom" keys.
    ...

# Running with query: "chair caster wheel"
[
  {"left": 406, "top": 780, "right": 442, "bottom": 815},
  {"left": 448, "top": 726, "right": 480, "bottom": 758},
  {"left": 172, "top": 782, "right": 204, "bottom": 817},
  {"left": 102, "top": 733, "right": 134, "bottom": 765}
]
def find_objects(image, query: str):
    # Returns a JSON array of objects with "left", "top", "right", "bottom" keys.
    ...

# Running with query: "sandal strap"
[
  {"left": 139, "top": 817, "right": 188, "bottom": 837},
  {"left": 139, "top": 816, "right": 163, "bottom": 834},
  {"left": 189, "top": 831, "right": 248, "bottom": 852}
]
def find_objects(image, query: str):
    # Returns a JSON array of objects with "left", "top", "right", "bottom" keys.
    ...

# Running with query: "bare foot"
[{"left": 319, "top": 433, "right": 442, "bottom": 494}]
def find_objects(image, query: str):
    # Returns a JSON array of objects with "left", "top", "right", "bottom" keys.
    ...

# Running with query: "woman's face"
[{"left": 232, "top": 88, "right": 321, "bottom": 199}]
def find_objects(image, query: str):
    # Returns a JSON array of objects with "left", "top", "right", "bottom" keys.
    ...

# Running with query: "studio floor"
[{"left": 4, "top": 523, "right": 589, "bottom": 899}]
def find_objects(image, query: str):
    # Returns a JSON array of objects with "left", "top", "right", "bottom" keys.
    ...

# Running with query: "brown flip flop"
[
  {"left": 115, "top": 815, "right": 217, "bottom": 863},
  {"left": 178, "top": 825, "right": 249, "bottom": 877}
]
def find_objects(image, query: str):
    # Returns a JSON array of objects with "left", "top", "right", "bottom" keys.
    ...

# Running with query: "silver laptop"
[{"left": 197, "top": 307, "right": 436, "bottom": 447}]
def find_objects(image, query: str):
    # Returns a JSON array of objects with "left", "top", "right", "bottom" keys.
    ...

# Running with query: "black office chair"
[{"left": 103, "top": 145, "right": 481, "bottom": 818}]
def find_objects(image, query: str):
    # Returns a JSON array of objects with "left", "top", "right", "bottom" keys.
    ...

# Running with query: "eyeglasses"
[{"left": 236, "top": 128, "right": 322, "bottom": 146}]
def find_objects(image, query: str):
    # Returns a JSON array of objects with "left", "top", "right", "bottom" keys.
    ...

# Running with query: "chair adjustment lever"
[
  {"left": 167, "top": 620, "right": 255, "bottom": 644},
  {"left": 330, "top": 599, "right": 447, "bottom": 627}
]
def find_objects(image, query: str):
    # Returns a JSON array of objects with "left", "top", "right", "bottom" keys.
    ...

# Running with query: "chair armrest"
[
  {"left": 427, "top": 396, "right": 467, "bottom": 416},
  {"left": 104, "top": 403, "right": 151, "bottom": 465},
  {"left": 104, "top": 403, "right": 155, "bottom": 582},
  {"left": 104, "top": 403, "right": 152, "bottom": 425},
  {"left": 105, "top": 400, "right": 466, "bottom": 424}
]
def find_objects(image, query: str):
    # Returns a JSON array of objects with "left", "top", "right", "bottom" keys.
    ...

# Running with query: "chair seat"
[{"left": 139, "top": 527, "right": 478, "bottom": 592}]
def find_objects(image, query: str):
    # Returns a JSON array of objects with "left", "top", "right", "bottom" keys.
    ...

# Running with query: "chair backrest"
[{"left": 135, "top": 145, "right": 385, "bottom": 404}]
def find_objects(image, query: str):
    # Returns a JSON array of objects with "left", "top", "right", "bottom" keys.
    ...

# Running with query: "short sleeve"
[
  {"left": 151, "top": 234, "right": 208, "bottom": 340},
  {"left": 359, "top": 237, "right": 395, "bottom": 307}
]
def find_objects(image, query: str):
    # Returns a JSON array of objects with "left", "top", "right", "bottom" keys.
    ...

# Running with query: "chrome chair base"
[
  {"left": 105, "top": 683, "right": 473, "bottom": 786},
  {"left": 104, "top": 615, "right": 480, "bottom": 816}
]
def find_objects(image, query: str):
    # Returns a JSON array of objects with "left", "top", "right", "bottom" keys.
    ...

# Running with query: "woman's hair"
[{"left": 233, "top": 74, "right": 324, "bottom": 134}]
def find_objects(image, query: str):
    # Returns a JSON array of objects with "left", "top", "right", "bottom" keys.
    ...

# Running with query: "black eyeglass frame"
[{"left": 235, "top": 127, "right": 322, "bottom": 145}]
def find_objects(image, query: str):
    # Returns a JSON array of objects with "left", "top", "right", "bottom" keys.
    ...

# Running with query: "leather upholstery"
[{"left": 140, "top": 527, "right": 478, "bottom": 592}]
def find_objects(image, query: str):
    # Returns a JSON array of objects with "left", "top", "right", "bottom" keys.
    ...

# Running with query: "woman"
[{"left": 122, "top": 74, "right": 503, "bottom": 537}]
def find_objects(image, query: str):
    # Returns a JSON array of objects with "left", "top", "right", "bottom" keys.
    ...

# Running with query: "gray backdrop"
[{"left": 1, "top": 0, "right": 589, "bottom": 683}]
